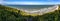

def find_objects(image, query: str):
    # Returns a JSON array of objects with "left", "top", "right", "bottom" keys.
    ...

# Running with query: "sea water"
[{"left": 5, "top": 5, "right": 55, "bottom": 11}]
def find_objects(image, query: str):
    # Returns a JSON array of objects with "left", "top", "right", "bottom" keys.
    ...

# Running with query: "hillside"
[
  {"left": 0, "top": 5, "right": 24, "bottom": 21},
  {"left": 0, "top": 5, "right": 60, "bottom": 21}
]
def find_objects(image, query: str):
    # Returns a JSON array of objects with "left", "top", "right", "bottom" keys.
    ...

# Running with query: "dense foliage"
[{"left": 0, "top": 5, "right": 60, "bottom": 21}]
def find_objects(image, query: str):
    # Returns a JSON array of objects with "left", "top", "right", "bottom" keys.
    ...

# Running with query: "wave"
[{"left": 18, "top": 5, "right": 58, "bottom": 15}]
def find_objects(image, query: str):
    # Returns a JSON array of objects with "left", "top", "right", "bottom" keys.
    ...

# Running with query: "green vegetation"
[{"left": 0, "top": 5, "right": 60, "bottom": 21}]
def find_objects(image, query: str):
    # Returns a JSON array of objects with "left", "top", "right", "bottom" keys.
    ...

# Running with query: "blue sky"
[{"left": 0, "top": 0, "right": 60, "bottom": 5}]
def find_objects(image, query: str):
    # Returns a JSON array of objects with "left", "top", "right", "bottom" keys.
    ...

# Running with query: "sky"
[{"left": 0, "top": 0, "right": 60, "bottom": 5}]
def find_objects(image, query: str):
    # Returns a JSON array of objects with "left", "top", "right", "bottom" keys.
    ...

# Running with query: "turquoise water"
[{"left": 6, "top": 5, "right": 55, "bottom": 10}]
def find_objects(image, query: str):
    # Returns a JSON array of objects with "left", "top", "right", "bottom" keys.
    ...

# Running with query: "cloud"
[
  {"left": 3, "top": 2, "right": 42, "bottom": 5},
  {"left": 0, "top": 0, "right": 2, "bottom": 4},
  {"left": 0, "top": 0, "right": 4, "bottom": 4},
  {"left": 2, "top": 1, "right": 60, "bottom": 5}
]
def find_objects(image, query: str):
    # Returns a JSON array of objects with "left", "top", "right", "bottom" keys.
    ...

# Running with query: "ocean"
[{"left": 5, "top": 5, "right": 55, "bottom": 11}]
